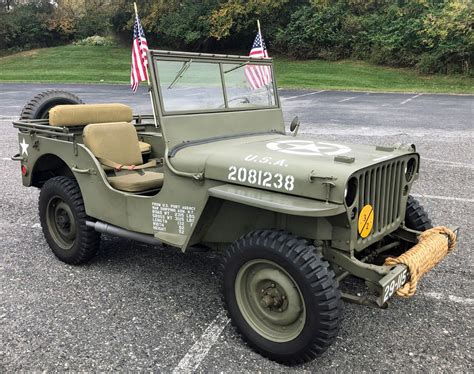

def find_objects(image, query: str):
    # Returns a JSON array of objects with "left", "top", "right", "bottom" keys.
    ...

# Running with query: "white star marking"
[
  {"left": 20, "top": 138, "right": 29, "bottom": 156},
  {"left": 266, "top": 140, "right": 351, "bottom": 156}
]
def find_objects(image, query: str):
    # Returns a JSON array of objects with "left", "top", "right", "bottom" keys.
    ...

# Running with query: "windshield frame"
[{"left": 149, "top": 50, "right": 280, "bottom": 116}]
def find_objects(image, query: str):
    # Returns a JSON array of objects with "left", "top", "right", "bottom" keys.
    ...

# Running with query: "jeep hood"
[{"left": 170, "top": 133, "right": 418, "bottom": 204}]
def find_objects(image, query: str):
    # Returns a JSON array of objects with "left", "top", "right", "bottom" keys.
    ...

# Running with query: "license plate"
[{"left": 379, "top": 265, "right": 409, "bottom": 305}]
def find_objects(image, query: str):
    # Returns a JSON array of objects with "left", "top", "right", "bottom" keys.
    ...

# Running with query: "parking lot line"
[
  {"left": 338, "top": 96, "right": 357, "bottom": 102},
  {"left": 172, "top": 310, "right": 230, "bottom": 373},
  {"left": 425, "top": 292, "right": 474, "bottom": 305},
  {"left": 411, "top": 193, "right": 474, "bottom": 203},
  {"left": 421, "top": 157, "right": 474, "bottom": 169},
  {"left": 282, "top": 90, "right": 326, "bottom": 101},
  {"left": 400, "top": 93, "right": 422, "bottom": 105}
]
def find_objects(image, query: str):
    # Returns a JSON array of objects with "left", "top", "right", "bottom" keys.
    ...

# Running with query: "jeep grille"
[{"left": 356, "top": 157, "right": 409, "bottom": 244}]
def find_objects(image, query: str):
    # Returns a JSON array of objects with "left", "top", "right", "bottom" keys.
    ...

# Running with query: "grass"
[
  {"left": 0, "top": 45, "right": 472, "bottom": 94},
  {"left": 274, "top": 58, "right": 473, "bottom": 94}
]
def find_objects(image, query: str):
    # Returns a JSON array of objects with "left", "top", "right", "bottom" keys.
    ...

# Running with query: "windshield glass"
[
  {"left": 155, "top": 58, "right": 276, "bottom": 114},
  {"left": 223, "top": 63, "right": 275, "bottom": 108},
  {"left": 156, "top": 60, "right": 225, "bottom": 112}
]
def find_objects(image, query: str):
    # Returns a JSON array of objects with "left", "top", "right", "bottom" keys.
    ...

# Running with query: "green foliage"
[
  {"left": 274, "top": 0, "right": 472, "bottom": 75},
  {"left": 274, "top": 5, "right": 350, "bottom": 60},
  {"left": 0, "top": 1, "right": 64, "bottom": 51},
  {"left": 418, "top": 0, "right": 473, "bottom": 74}
]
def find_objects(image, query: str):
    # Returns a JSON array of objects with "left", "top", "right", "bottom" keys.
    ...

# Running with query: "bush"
[
  {"left": 0, "top": 1, "right": 64, "bottom": 51},
  {"left": 73, "top": 35, "right": 116, "bottom": 47},
  {"left": 274, "top": 5, "right": 350, "bottom": 60}
]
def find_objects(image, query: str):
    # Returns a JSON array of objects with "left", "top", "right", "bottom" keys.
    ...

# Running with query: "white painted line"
[
  {"left": 400, "top": 93, "right": 422, "bottom": 105},
  {"left": 411, "top": 193, "right": 474, "bottom": 203},
  {"left": 282, "top": 90, "right": 325, "bottom": 101},
  {"left": 172, "top": 310, "right": 230, "bottom": 373},
  {"left": 338, "top": 96, "right": 357, "bottom": 102},
  {"left": 425, "top": 292, "right": 474, "bottom": 305},
  {"left": 422, "top": 157, "right": 474, "bottom": 169},
  {"left": 0, "top": 116, "right": 17, "bottom": 120},
  {"left": 1, "top": 157, "right": 12, "bottom": 161}
]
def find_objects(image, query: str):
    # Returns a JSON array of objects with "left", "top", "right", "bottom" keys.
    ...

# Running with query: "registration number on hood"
[{"left": 228, "top": 166, "right": 295, "bottom": 191}]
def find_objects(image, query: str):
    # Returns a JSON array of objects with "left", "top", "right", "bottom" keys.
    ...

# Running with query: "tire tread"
[{"left": 219, "top": 230, "right": 343, "bottom": 365}]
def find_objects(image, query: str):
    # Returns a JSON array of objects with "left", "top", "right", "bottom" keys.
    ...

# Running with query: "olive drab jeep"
[{"left": 12, "top": 50, "right": 457, "bottom": 365}]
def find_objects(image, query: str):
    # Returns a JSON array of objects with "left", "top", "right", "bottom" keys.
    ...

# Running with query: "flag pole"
[
  {"left": 133, "top": 2, "right": 150, "bottom": 85},
  {"left": 133, "top": 2, "right": 158, "bottom": 128},
  {"left": 257, "top": 19, "right": 262, "bottom": 44}
]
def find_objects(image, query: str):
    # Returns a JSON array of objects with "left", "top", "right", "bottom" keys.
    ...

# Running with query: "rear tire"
[
  {"left": 220, "top": 230, "right": 343, "bottom": 365},
  {"left": 20, "top": 90, "right": 84, "bottom": 120},
  {"left": 405, "top": 195, "right": 432, "bottom": 231},
  {"left": 39, "top": 176, "right": 100, "bottom": 264}
]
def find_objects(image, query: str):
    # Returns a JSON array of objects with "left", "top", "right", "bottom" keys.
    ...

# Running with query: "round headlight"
[
  {"left": 345, "top": 177, "right": 358, "bottom": 206},
  {"left": 405, "top": 158, "right": 417, "bottom": 182}
]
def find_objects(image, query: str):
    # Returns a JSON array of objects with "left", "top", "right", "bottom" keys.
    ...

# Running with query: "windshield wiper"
[
  {"left": 224, "top": 62, "right": 249, "bottom": 74},
  {"left": 168, "top": 59, "right": 193, "bottom": 89}
]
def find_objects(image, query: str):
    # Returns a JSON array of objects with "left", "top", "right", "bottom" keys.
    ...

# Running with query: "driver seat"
[{"left": 83, "top": 122, "right": 164, "bottom": 193}]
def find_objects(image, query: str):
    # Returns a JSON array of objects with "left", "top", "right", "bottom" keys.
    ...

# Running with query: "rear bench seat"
[
  {"left": 49, "top": 103, "right": 151, "bottom": 155},
  {"left": 49, "top": 103, "right": 163, "bottom": 193}
]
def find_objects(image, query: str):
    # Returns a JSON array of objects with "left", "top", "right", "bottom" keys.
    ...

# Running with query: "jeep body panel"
[{"left": 169, "top": 133, "right": 418, "bottom": 204}]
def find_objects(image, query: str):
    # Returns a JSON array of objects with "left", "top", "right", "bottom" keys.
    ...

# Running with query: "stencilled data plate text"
[{"left": 152, "top": 202, "right": 196, "bottom": 234}]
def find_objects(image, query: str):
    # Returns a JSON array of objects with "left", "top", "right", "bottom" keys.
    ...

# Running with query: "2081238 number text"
[{"left": 227, "top": 166, "right": 295, "bottom": 191}]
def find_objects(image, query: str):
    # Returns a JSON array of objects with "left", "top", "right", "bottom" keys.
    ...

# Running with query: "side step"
[{"left": 86, "top": 220, "right": 161, "bottom": 246}]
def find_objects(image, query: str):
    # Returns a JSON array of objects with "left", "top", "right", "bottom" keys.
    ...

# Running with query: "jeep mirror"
[{"left": 290, "top": 116, "right": 300, "bottom": 136}]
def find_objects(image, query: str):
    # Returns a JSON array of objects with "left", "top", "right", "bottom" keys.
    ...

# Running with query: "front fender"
[{"left": 207, "top": 184, "right": 345, "bottom": 217}]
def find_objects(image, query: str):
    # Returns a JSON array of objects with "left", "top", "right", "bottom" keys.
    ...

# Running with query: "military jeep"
[{"left": 12, "top": 50, "right": 454, "bottom": 364}]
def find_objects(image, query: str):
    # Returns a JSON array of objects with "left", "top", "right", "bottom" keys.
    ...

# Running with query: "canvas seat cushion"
[
  {"left": 107, "top": 170, "right": 164, "bottom": 192},
  {"left": 83, "top": 122, "right": 143, "bottom": 166},
  {"left": 83, "top": 121, "right": 163, "bottom": 193},
  {"left": 139, "top": 141, "right": 152, "bottom": 154},
  {"left": 49, "top": 103, "right": 133, "bottom": 127}
]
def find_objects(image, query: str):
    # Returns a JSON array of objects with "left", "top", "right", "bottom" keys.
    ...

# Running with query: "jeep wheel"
[
  {"left": 20, "top": 90, "right": 84, "bottom": 120},
  {"left": 39, "top": 176, "right": 100, "bottom": 264},
  {"left": 220, "top": 230, "right": 343, "bottom": 365},
  {"left": 405, "top": 195, "right": 432, "bottom": 231}
]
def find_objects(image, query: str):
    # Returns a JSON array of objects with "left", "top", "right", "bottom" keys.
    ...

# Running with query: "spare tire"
[
  {"left": 404, "top": 195, "right": 433, "bottom": 231},
  {"left": 20, "top": 90, "right": 84, "bottom": 120}
]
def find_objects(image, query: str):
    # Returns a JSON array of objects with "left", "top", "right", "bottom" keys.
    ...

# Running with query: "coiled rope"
[{"left": 384, "top": 226, "right": 457, "bottom": 298}]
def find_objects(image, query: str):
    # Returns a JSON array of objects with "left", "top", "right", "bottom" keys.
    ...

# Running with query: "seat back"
[
  {"left": 83, "top": 122, "right": 143, "bottom": 166},
  {"left": 49, "top": 103, "right": 133, "bottom": 127}
]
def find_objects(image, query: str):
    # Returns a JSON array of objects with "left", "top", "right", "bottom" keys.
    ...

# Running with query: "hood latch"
[{"left": 309, "top": 171, "right": 337, "bottom": 203}]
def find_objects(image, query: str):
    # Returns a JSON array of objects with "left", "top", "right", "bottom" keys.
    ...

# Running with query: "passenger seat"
[{"left": 83, "top": 122, "right": 164, "bottom": 193}]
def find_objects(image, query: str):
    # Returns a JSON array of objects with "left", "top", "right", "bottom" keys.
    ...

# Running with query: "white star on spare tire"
[{"left": 266, "top": 140, "right": 351, "bottom": 156}]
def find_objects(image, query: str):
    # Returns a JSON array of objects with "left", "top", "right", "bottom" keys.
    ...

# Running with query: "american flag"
[
  {"left": 130, "top": 15, "right": 149, "bottom": 92},
  {"left": 244, "top": 32, "right": 272, "bottom": 90}
]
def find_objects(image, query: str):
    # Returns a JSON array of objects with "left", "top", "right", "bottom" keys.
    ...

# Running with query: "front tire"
[
  {"left": 405, "top": 195, "right": 433, "bottom": 231},
  {"left": 220, "top": 230, "right": 343, "bottom": 365},
  {"left": 39, "top": 176, "right": 100, "bottom": 264}
]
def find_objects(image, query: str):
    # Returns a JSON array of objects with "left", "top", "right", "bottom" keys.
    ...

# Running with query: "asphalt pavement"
[{"left": 1, "top": 83, "right": 473, "bottom": 372}]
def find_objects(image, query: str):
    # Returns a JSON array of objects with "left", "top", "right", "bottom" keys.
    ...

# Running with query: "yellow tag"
[{"left": 358, "top": 204, "right": 374, "bottom": 238}]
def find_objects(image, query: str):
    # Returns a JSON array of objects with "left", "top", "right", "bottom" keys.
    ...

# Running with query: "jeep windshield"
[{"left": 153, "top": 55, "right": 277, "bottom": 114}]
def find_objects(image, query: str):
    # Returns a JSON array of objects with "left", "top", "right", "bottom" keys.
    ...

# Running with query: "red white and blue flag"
[
  {"left": 245, "top": 31, "right": 272, "bottom": 90},
  {"left": 130, "top": 15, "right": 149, "bottom": 92}
]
